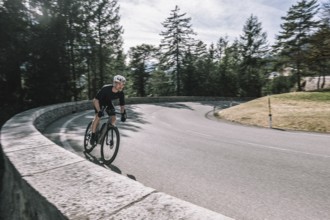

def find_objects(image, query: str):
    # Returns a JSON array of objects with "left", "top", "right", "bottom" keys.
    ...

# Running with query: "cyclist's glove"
[
  {"left": 97, "top": 111, "right": 104, "bottom": 118},
  {"left": 121, "top": 110, "right": 127, "bottom": 122}
]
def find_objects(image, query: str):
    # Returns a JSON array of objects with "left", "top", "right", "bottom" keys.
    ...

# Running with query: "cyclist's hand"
[
  {"left": 121, "top": 110, "right": 127, "bottom": 122},
  {"left": 97, "top": 111, "right": 104, "bottom": 118}
]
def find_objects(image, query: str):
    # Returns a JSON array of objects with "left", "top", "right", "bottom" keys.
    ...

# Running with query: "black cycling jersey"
[{"left": 95, "top": 85, "right": 125, "bottom": 110}]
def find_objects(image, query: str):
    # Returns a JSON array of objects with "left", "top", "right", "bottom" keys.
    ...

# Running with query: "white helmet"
[{"left": 113, "top": 75, "right": 126, "bottom": 83}]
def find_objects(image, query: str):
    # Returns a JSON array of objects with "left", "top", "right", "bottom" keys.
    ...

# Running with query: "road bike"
[{"left": 84, "top": 108, "right": 121, "bottom": 165}]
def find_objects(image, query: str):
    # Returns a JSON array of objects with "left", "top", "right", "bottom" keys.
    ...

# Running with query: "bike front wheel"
[
  {"left": 101, "top": 127, "right": 120, "bottom": 165},
  {"left": 84, "top": 121, "right": 95, "bottom": 153}
]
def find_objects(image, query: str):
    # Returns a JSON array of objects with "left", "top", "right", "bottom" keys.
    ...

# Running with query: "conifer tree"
[
  {"left": 273, "top": 0, "right": 319, "bottom": 91},
  {"left": 87, "top": 0, "right": 124, "bottom": 88},
  {"left": 181, "top": 41, "right": 208, "bottom": 96},
  {"left": 128, "top": 44, "right": 158, "bottom": 97},
  {"left": 214, "top": 36, "right": 239, "bottom": 96},
  {"left": 307, "top": 0, "right": 330, "bottom": 90},
  {"left": 0, "top": 0, "right": 29, "bottom": 104},
  {"left": 159, "top": 5, "right": 196, "bottom": 95},
  {"left": 26, "top": 0, "right": 82, "bottom": 103},
  {"left": 239, "top": 14, "right": 268, "bottom": 97}
]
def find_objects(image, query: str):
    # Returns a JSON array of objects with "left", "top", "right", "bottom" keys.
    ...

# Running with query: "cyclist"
[{"left": 90, "top": 75, "right": 127, "bottom": 145}]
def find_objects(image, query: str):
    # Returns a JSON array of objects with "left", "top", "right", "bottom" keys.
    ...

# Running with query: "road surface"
[{"left": 44, "top": 101, "right": 330, "bottom": 220}]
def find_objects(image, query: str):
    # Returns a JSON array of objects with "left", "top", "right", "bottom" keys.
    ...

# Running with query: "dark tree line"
[
  {"left": 0, "top": 0, "right": 124, "bottom": 104},
  {"left": 1, "top": 0, "right": 330, "bottom": 125},
  {"left": 0, "top": 0, "right": 124, "bottom": 124}
]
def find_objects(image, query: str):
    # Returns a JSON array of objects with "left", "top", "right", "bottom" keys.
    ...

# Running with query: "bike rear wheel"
[
  {"left": 101, "top": 126, "right": 120, "bottom": 165},
  {"left": 84, "top": 121, "right": 95, "bottom": 153}
]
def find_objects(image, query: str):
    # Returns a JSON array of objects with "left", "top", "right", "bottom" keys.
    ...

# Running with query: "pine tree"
[
  {"left": 25, "top": 0, "right": 82, "bottom": 104},
  {"left": 128, "top": 44, "right": 158, "bottom": 97},
  {"left": 181, "top": 41, "right": 208, "bottom": 96},
  {"left": 159, "top": 5, "right": 196, "bottom": 95},
  {"left": 273, "top": 0, "right": 320, "bottom": 91},
  {"left": 149, "top": 70, "right": 173, "bottom": 96},
  {"left": 64, "top": 0, "right": 85, "bottom": 101},
  {"left": 307, "top": 0, "right": 330, "bottom": 90},
  {"left": 181, "top": 48, "right": 197, "bottom": 96},
  {"left": 87, "top": 0, "right": 124, "bottom": 89},
  {"left": 0, "top": 0, "right": 29, "bottom": 105},
  {"left": 193, "top": 40, "right": 214, "bottom": 96},
  {"left": 239, "top": 14, "right": 268, "bottom": 97},
  {"left": 216, "top": 38, "right": 240, "bottom": 97}
]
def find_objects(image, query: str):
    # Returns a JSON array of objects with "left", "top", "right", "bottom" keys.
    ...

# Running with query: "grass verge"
[{"left": 216, "top": 91, "right": 330, "bottom": 133}]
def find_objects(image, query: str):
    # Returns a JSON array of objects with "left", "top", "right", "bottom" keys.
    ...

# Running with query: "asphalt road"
[{"left": 43, "top": 101, "right": 330, "bottom": 220}]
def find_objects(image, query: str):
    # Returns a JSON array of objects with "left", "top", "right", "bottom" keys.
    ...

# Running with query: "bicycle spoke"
[
  {"left": 84, "top": 121, "right": 96, "bottom": 153},
  {"left": 101, "top": 127, "right": 120, "bottom": 165}
]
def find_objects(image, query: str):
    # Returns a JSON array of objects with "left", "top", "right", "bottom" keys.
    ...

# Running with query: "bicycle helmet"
[{"left": 113, "top": 75, "right": 126, "bottom": 84}]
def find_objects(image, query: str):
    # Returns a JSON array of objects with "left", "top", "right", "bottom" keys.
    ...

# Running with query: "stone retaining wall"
[{"left": 0, "top": 97, "right": 234, "bottom": 220}]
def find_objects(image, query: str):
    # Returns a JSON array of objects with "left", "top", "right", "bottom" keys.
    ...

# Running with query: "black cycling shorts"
[{"left": 94, "top": 106, "right": 116, "bottom": 116}]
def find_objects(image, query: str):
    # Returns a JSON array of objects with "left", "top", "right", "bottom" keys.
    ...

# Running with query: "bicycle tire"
[
  {"left": 84, "top": 121, "right": 96, "bottom": 153},
  {"left": 101, "top": 126, "right": 120, "bottom": 165}
]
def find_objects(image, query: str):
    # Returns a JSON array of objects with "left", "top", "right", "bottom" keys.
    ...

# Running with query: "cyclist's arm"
[
  {"left": 93, "top": 98, "right": 101, "bottom": 112},
  {"left": 119, "top": 92, "right": 125, "bottom": 114}
]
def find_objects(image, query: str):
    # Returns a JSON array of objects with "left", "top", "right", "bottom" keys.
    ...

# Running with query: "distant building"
[
  {"left": 267, "top": 67, "right": 295, "bottom": 79},
  {"left": 268, "top": 72, "right": 280, "bottom": 79},
  {"left": 302, "top": 76, "right": 330, "bottom": 91},
  {"left": 267, "top": 66, "right": 330, "bottom": 91},
  {"left": 282, "top": 67, "right": 295, "bottom": 76}
]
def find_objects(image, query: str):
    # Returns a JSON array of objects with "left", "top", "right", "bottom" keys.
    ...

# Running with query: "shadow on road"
[
  {"left": 151, "top": 100, "right": 243, "bottom": 111},
  {"left": 152, "top": 102, "right": 194, "bottom": 110},
  {"left": 83, "top": 151, "right": 103, "bottom": 166},
  {"left": 74, "top": 101, "right": 241, "bottom": 138},
  {"left": 83, "top": 151, "right": 137, "bottom": 181}
]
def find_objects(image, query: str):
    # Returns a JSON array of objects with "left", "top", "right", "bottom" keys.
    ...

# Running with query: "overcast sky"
[{"left": 118, "top": 0, "right": 303, "bottom": 52}]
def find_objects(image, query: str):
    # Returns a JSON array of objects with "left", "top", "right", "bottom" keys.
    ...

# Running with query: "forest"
[{"left": 0, "top": 0, "right": 329, "bottom": 124}]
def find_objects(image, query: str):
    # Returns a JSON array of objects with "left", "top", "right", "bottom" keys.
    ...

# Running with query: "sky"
[{"left": 118, "top": 0, "right": 302, "bottom": 52}]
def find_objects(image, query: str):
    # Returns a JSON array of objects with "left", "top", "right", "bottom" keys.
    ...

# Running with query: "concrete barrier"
[{"left": 0, "top": 97, "right": 234, "bottom": 220}]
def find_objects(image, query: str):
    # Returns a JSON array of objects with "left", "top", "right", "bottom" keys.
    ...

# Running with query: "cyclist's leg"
[
  {"left": 91, "top": 113, "right": 100, "bottom": 133},
  {"left": 91, "top": 106, "right": 100, "bottom": 131},
  {"left": 90, "top": 107, "right": 100, "bottom": 144},
  {"left": 111, "top": 115, "right": 117, "bottom": 126}
]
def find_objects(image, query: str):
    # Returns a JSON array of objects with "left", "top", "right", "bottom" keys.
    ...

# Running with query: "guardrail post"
[{"left": 268, "top": 95, "right": 272, "bottom": 128}]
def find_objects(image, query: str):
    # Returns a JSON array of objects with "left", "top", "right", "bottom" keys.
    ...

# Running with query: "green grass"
[
  {"left": 274, "top": 92, "right": 330, "bottom": 102},
  {"left": 217, "top": 91, "right": 330, "bottom": 133}
]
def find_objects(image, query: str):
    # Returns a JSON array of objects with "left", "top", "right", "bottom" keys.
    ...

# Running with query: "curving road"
[{"left": 44, "top": 101, "right": 330, "bottom": 220}]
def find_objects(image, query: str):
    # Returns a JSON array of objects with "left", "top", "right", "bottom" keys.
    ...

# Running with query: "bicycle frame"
[{"left": 84, "top": 106, "right": 122, "bottom": 164}]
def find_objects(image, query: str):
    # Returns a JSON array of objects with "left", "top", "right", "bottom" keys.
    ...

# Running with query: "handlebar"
[{"left": 100, "top": 106, "right": 123, "bottom": 115}]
